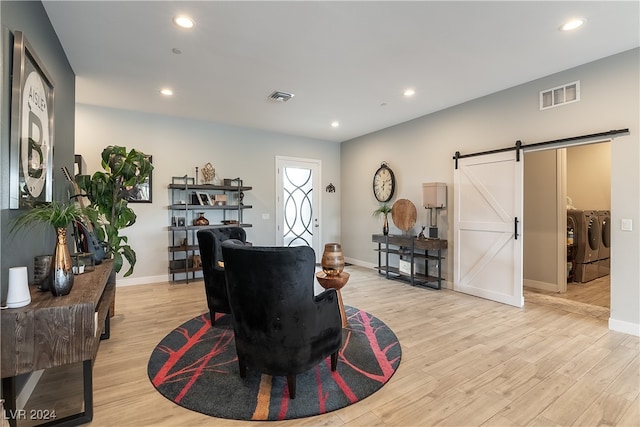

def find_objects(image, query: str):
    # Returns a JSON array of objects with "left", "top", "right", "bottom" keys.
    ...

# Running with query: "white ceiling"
[{"left": 42, "top": 1, "right": 639, "bottom": 143}]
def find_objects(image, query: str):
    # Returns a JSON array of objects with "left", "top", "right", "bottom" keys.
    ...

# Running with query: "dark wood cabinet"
[{"left": 372, "top": 234, "right": 447, "bottom": 289}]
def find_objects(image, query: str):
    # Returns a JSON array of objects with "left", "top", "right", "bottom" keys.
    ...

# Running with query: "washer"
[
  {"left": 567, "top": 210, "right": 600, "bottom": 264},
  {"left": 567, "top": 209, "right": 600, "bottom": 282},
  {"left": 597, "top": 210, "right": 611, "bottom": 277},
  {"left": 596, "top": 210, "right": 610, "bottom": 260}
]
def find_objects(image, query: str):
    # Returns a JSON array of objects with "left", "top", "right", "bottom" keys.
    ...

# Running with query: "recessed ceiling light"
[
  {"left": 560, "top": 18, "right": 585, "bottom": 31},
  {"left": 404, "top": 89, "right": 415, "bottom": 97},
  {"left": 331, "top": 121, "right": 340, "bottom": 128},
  {"left": 173, "top": 15, "right": 195, "bottom": 29},
  {"left": 160, "top": 88, "right": 173, "bottom": 96}
]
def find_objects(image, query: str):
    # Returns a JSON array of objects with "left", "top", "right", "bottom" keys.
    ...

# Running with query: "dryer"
[{"left": 567, "top": 209, "right": 600, "bottom": 282}]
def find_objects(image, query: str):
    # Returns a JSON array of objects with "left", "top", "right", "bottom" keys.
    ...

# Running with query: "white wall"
[
  {"left": 341, "top": 48, "right": 639, "bottom": 335},
  {"left": 567, "top": 142, "right": 611, "bottom": 210},
  {"left": 75, "top": 105, "right": 341, "bottom": 285},
  {"left": 523, "top": 149, "right": 560, "bottom": 290}
]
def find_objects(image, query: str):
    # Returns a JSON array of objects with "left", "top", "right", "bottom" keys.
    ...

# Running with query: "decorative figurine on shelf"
[
  {"left": 192, "top": 255, "right": 202, "bottom": 269},
  {"left": 193, "top": 212, "right": 209, "bottom": 226},
  {"left": 418, "top": 226, "right": 426, "bottom": 239},
  {"left": 201, "top": 162, "right": 215, "bottom": 185}
]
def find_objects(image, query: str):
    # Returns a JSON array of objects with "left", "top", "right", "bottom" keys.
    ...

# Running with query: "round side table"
[{"left": 315, "top": 271, "right": 350, "bottom": 328}]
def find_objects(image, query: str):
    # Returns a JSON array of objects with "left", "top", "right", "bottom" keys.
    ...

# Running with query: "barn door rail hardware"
[{"left": 453, "top": 128, "right": 629, "bottom": 169}]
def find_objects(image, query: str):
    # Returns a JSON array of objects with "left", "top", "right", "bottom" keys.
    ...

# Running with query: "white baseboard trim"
[
  {"left": 117, "top": 274, "right": 170, "bottom": 287},
  {"left": 16, "top": 370, "right": 44, "bottom": 410},
  {"left": 523, "top": 278, "right": 558, "bottom": 292},
  {"left": 609, "top": 318, "right": 640, "bottom": 336},
  {"left": 344, "top": 257, "right": 376, "bottom": 270}
]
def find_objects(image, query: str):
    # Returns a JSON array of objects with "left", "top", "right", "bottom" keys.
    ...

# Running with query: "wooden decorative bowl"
[{"left": 391, "top": 199, "right": 417, "bottom": 231}]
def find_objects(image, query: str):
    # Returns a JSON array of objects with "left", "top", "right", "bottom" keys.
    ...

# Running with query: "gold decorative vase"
[
  {"left": 48, "top": 227, "right": 74, "bottom": 296},
  {"left": 193, "top": 213, "right": 209, "bottom": 226},
  {"left": 321, "top": 243, "right": 345, "bottom": 276}
]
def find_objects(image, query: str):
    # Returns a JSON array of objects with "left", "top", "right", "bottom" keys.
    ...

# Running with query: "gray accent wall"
[
  {"left": 1, "top": 1, "right": 75, "bottom": 301},
  {"left": 341, "top": 48, "right": 639, "bottom": 334}
]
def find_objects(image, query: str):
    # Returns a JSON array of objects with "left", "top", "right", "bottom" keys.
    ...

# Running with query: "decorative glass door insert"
[
  {"left": 283, "top": 166, "right": 313, "bottom": 247},
  {"left": 275, "top": 157, "right": 321, "bottom": 259}
]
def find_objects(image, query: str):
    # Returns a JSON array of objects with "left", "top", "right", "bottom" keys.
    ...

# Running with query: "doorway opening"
[{"left": 523, "top": 141, "right": 611, "bottom": 319}]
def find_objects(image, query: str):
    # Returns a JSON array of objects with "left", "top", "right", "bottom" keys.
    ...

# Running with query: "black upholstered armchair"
[
  {"left": 221, "top": 243, "right": 342, "bottom": 399},
  {"left": 197, "top": 227, "right": 246, "bottom": 325}
]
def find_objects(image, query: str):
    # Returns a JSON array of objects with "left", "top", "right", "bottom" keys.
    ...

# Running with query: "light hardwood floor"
[
  {"left": 12, "top": 266, "right": 640, "bottom": 426},
  {"left": 526, "top": 275, "right": 610, "bottom": 307},
  {"left": 524, "top": 275, "right": 611, "bottom": 321}
]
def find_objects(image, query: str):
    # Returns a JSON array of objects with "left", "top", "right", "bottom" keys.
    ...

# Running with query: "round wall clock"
[{"left": 372, "top": 162, "right": 396, "bottom": 202}]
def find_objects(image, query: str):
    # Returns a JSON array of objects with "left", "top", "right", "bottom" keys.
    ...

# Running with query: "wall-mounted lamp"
[
  {"left": 422, "top": 182, "right": 447, "bottom": 238},
  {"left": 325, "top": 183, "right": 336, "bottom": 193}
]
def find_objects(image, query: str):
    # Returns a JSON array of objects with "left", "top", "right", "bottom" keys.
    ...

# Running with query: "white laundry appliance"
[
  {"left": 567, "top": 209, "right": 600, "bottom": 283},
  {"left": 596, "top": 210, "right": 610, "bottom": 278}
]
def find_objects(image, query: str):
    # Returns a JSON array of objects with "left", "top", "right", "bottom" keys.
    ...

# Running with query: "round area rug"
[{"left": 148, "top": 306, "right": 401, "bottom": 421}]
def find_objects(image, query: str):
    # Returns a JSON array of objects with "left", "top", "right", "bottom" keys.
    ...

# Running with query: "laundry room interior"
[{"left": 523, "top": 141, "right": 611, "bottom": 311}]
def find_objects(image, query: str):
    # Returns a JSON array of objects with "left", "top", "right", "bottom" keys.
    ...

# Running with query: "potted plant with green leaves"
[
  {"left": 373, "top": 203, "right": 392, "bottom": 236},
  {"left": 10, "top": 201, "right": 94, "bottom": 296},
  {"left": 76, "top": 146, "right": 153, "bottom": 277}
]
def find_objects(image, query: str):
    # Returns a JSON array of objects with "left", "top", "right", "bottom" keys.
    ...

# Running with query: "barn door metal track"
[{"left": 453, "top": 128, "right": 629, "bottom": 169}]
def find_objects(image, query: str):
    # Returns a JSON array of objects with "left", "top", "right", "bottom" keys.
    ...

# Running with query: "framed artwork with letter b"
[{"left": 10, "top": 31, "right": 55, "bottom": 209}]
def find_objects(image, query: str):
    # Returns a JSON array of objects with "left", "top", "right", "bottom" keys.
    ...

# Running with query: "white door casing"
[{"left": 453, "top": 150, "right": 524, "bottom": 307}]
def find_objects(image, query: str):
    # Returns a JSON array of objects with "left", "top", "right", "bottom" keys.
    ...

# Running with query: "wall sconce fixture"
[
  {"left": 325, "top": 183, "right": 336, "bottom": 193},
  {"left": 422, "top": 182, "right": 447, "bottom": 238}
]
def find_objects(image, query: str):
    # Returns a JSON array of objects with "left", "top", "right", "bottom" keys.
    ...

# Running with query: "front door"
[
  {"left": 275, "top": 156, "right": 321, "bottom": 261},
  {"left": 453, "top": 150, "right": 524, "bottom": 307}
]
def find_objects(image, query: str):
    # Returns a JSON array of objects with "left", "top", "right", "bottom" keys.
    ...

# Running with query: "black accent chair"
[
  {"left": 221, "top": 243, "right": 342, "bottom": 399},
  {"left": 197, "top": 227, "right": 247, "bottom": 325}
]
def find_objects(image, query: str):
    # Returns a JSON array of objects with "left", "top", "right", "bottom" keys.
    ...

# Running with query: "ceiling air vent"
[
  {"left": 269, "top": 91, "right": 295, "bottom": 102},
  {"left": 540, "top": 81, "right": 580, "bottom": 110}
]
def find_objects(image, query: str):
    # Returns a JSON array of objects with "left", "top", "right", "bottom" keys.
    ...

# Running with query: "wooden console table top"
[
  {"left": 372, "top": 233, "right": 448, "bottom": 250},
  {"left": 1, "top": 260, "right": 115, "bottom": 378}
]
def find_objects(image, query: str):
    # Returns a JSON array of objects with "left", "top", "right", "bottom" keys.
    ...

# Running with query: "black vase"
[{"left": 383, "top": 216, "right": 389, "bottom": 236}]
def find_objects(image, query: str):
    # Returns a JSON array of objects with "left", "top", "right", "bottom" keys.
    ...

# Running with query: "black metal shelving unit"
[
  {"left": 168, "top": 176, "right": 252, "bottom": 283},
  {"left": 372, "top": 234, "right": 447, "bottom": 290}
]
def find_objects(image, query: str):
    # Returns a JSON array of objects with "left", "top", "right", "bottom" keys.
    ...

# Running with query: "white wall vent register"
[
  {"left": 269, "top": 91, "right": 295, "bottom": 102},
  {"left": 540, "top": 81, "right": 580, "bottom": 110}
]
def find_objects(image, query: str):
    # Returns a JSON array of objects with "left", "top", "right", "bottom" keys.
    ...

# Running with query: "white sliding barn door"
[{"left": 453, "top": 151, "right": 524, "bottom": 307}]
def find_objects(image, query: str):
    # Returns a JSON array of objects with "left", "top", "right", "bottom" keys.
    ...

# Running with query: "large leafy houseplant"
[{"left": 76, "top": 146, "right": 153, "bottom": 276}]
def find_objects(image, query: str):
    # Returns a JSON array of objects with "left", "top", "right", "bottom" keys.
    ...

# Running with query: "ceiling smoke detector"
[{"left": 269, "top": 91, "right": 295, "bottom": 102}]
